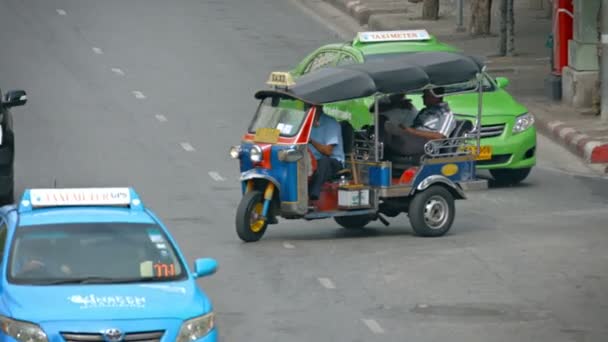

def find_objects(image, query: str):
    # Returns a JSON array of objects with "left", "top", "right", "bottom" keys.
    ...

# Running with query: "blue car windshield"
[{"left": 7, "top": 222, "right": 187, "bottom": 285}]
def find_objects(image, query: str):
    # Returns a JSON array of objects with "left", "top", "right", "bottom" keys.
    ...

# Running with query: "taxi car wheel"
[
  {"left": 408, "top": 186, "right": 455, "bottom": 237},
  {"left": 236, "top": 190, "right": 268, "bottom": 242},
  {"left": 489, "top": 167, "right": 531, "bottom": 186},
  {"left": 334, "top": 215, "right": 372, "bottom": 229}
]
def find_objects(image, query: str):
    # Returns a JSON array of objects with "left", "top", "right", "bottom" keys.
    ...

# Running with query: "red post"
[{"left": 553, "top": 0, "right": 574, "bottom": 75}]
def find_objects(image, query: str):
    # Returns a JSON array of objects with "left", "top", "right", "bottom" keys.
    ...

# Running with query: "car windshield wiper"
[{"left": 34, "top": 277, "right": 164, "bottom": 285}]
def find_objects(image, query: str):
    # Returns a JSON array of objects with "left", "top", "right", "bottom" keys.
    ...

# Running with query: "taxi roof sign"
[
  {"left": 19, "top": 187, "right": 142, "bottom": 212},
  {"left": 266, "top": 71, "right": 295, "bottom": 87},
  {"left": 357, "top": 29, "right": 431, "bottom": 43}
]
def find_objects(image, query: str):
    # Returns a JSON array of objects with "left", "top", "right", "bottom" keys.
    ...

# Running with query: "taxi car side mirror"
[
  {"left": 3, "top": 90, "right": 27, "bottom": 108},
  {"left": 495, "top": 77, "right": 510, "bottom": 89},
  {"left": 193, "top": 258, "right": 218, "bottom": 278}
]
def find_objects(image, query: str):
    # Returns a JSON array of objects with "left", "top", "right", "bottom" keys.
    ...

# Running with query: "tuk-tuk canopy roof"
[{"left": 254, "top": 51, "right": 485, "bottom": 106}]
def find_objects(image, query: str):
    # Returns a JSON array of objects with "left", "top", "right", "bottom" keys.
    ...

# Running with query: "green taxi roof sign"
[
  {"left": 356, "top": 29, "right": 431, "bottom": 43},
  {"left": 267, "top": 71, "right": 295, "bottom": 87}
]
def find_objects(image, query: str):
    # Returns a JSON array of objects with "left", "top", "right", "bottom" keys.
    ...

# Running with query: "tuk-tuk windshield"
[{"left": 248, "top": 97, "right": 308, "bottom": 137}]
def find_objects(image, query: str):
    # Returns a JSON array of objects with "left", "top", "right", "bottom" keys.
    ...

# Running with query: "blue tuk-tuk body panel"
[{"left": 239, "top": 142, "right": 301, "bottom": 203}]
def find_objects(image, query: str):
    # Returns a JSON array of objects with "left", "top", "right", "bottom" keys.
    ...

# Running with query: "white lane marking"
[
  {"left": 155, "top": 114, "right": 168, "bottom": 122},
  {"left": 132, "top": 91, "right": 146, "bottom": 99},
  {"left": 362, "top": 318, "right": 385, "bottom": 334},
  {"left": 92, "top": 47, "right": 103, "bottom": 54},
  {"left": 56, "top": 9, "right": 67, "bottom": 15},
  {"left": 208, "top": 171, "right": 225, "bottom": 181},
  {"left": 180, "top": 142, "right": 195, "bottom": 152},
  {"left": 317, "top": 277, "right": 336, "bottom": 289},
  {"left": 282, "top": 242, "right": 295, "bottom": 249},
  {"left": 111, "top": 68, "right": 125, "bottom": 76}
]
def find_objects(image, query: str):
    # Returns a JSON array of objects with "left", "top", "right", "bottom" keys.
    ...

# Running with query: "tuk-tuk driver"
[{"left": 308, "top": 105, "right": 344, "bottom": 201}]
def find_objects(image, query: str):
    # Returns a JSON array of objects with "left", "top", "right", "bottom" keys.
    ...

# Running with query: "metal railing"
[{"left": 421, "top": 136, "right": 477, "bottom": 160}]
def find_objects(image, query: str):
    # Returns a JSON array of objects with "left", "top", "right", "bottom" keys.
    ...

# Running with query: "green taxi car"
[{"left": 286, "top": 30, "right": 536, "bottom": 185}]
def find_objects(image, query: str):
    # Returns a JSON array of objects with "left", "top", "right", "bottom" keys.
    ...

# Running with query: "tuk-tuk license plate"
[
  {"left": 462, "top": 145, "right": 492, "bottom": 160},
  {"left": 254, "top": 128, "right": 281, "bottom": 144}
]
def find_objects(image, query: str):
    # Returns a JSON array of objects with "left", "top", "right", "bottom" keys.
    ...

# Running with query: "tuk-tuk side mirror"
[
  {"left": 495, "top": 77, "right": 509, "bottom": 89},
  {"left": 3, "top": 90, "right": 27, "bottom": 108}
]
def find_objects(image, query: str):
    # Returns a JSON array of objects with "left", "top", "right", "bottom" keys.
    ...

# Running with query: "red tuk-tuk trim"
[{"left": 242, "top": 107, "right": 316, "bottom": 145}]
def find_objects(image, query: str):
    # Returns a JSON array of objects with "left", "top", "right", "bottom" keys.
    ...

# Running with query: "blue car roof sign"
[{"left": 19, "top": 187, "right": 142, "bottom": 212}]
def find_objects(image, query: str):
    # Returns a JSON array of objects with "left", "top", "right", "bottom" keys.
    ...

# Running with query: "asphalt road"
[{"left": 1, "top": 0, "right": 608, "bottom": 341}]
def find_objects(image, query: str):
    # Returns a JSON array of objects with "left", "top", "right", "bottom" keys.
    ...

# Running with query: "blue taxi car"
[{"left": 0, "top": 187, "right": 218, "bottom": 342}]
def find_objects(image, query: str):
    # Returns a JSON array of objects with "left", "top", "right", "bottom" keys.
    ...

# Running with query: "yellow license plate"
[
  {"left": 254, "top": 127, "right": 280, "bottom": 144},
  {"left": 462, "top": 145, "right": 492, "bottom": 160}
]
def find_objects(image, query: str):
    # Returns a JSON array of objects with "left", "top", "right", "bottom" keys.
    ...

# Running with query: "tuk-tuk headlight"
[
  {"left": 512, "top": 113, "right": 534, "bottom": 134},
  {"left": 229, "top": 145, "right": 241, "bottom": 159},
  {"left": 250, "top": 145, "right": 263, "bottom": 162}
]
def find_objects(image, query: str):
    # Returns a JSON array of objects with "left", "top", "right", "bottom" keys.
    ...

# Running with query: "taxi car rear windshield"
[
  {"left": 7, "top": 222, "right": 187, "bottom": 285},
  {"left": 248, "top": 97, "right": 307, "bottom": 137}
]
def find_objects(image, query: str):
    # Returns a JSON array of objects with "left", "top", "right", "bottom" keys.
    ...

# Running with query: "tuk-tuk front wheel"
[
  {"left": 408, "top": 186, "right": 455, "bottom": 237},
  {"left": 236, "top": 190, "right": 268, "bottom": 242},
  {"left": 334, "top": 215, "right": 372, "bottom": 229}
]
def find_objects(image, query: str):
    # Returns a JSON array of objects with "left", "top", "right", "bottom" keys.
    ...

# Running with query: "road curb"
[
  {"left": 535, "top": 115, "right": 608, "bottom": 169},
  {"left": 325, "top": 0, "right": 371, "bottom": 25}
]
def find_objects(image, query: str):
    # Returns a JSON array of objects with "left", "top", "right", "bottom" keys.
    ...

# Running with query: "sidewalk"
[{"left": 317, "top": 0, "right": 608, "bottom": 172}]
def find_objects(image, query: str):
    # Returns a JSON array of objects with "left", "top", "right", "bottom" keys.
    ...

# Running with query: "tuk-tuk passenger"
[
  {"left": 376, "top": 93, "right": 418, "bottom": 128},
  {"left": 384, "top": 87, "right": 456, "bottom": 155},
  {"left": 308, "top": 106, "right": 344, "bottom": 201}
]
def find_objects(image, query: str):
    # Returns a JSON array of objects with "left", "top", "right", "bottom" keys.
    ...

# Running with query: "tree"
[
  {"left": 422, "top": 0, "right": 439, "bottom": 20},
  {"left": 498, "top": 0, "right": 515, "bottom": 56},
  {"left": 469, "top": 0, "right": 493, "bottom": 36}
]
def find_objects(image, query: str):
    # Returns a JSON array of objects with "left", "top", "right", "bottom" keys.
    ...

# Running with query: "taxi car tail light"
[
  {"left": 512, "top": 113, "right": 534, "bottom": 134},
  {"left": 0, "top": 316, "right": 48, "bottom": 342},
  {"left": 176, "top": 312, "right": 215, "bottom": 342}
]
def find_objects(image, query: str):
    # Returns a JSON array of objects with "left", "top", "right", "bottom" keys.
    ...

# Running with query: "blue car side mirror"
[{"left": 193, "top": 258, "right": 218, "bottom": 278}]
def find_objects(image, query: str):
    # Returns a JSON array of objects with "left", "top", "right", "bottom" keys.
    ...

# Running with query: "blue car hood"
[{"left": 3, "top": 281, "right": 211, "bottom": 322}]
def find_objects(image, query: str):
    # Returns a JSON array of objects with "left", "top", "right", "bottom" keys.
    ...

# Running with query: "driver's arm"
[
  {"left": 400, "top": 126, "right": 445, "bottom": 140},
  {"left": 309, "top": 119, "right": 341, "bottom": 157},
  {"left": 400, "top": 109, "right": 451, "bottom": 140},
  {"left": 309, "top": 139, "right": 335, "bottom": 156}
]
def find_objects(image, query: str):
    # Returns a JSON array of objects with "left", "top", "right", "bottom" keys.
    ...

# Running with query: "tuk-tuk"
[{"left": 230, "top": 51, "right": 485, "bottom": 242}]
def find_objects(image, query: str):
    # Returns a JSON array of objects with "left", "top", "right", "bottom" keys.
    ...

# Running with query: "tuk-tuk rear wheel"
[
  {"left": 236, "top": 190, "right": 268, "bottom": 242},
  {"left": 334, "top": 215, "right": 372, "bottom": 229},
  {"left": 408, "top": 185, "right": 455, "bottom": 237}
]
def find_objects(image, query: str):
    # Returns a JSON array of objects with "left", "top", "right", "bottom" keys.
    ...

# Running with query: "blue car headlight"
[
  {"left": 0, "top": 316, "right": 48, "bottom": 342},
  {"left": 176, "top": 312, "right": 215, "bottom": 342},
  {"left": 512, "top": 113, "right": 534, "bottom": 134}
]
